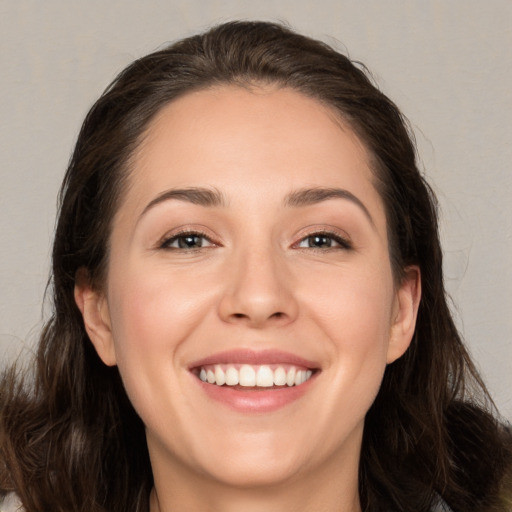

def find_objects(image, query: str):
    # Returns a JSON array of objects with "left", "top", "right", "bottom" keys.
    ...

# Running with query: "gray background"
[{"left": 1, "top": 1, "right": 511, "bottom": 420}]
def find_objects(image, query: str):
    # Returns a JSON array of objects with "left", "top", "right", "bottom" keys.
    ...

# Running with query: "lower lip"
[{"left": 194, "top": 374, "right": 317, "bottom": 413}]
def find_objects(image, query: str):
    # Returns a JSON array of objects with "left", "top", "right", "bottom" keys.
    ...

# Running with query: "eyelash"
[
  {"left": 159, "top": 230, "right": 216, "bottom": 251},
  {"left": 158, "top": 229, "right": 352, "bottom": 252},
  {"left": 294, "top": 230, "right": 352, "bottom": 251}
]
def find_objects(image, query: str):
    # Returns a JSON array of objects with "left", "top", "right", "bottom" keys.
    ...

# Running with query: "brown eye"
[{"left": 306, "top": 235, "right": 333, "bottom": 248}]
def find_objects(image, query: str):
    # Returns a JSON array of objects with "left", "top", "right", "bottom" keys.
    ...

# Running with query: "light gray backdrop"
[{"left": 1, "top": 1, "right": 511, "bottom": 420}]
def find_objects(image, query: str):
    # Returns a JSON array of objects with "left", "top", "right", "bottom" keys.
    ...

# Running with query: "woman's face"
[{"left": 78, "top": 86, "right": 419, "bottom": 491}]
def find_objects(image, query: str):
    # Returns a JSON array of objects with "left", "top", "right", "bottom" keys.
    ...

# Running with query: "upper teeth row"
[{"left": 198, "top": 364, "right": 313, "bottom": 387}]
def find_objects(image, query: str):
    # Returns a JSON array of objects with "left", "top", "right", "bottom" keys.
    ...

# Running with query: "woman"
[{"left": 1, "top": 20, "right": 511, "bottom": 512}]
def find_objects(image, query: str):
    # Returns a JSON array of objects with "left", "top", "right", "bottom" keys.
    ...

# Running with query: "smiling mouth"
[{"left": 194, "top": 364, "right": 315, "bottom": 388}]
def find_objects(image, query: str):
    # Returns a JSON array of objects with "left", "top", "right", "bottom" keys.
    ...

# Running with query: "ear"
[
  {"left": 74, "top": 268, "right": 117, "bottom": 366},
  {"left": 387, "top": 265, "right": 421, "bottom": 364}
]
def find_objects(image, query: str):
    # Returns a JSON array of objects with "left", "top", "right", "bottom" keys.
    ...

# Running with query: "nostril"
[{"left": 230, "top": 311, "right": 285, "bottom": 321}]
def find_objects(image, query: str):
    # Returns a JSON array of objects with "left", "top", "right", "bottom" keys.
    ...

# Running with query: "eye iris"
[
  {"left": 178, "top": 235, "right": 203, "bottom": 248},
  {"left": 309, "top": 235, "right": 332, "bottom": 248}
]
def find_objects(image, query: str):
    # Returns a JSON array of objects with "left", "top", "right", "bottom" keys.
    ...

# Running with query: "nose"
[{"left": 218, "top": 245, "right": 299, "bottom": 328}]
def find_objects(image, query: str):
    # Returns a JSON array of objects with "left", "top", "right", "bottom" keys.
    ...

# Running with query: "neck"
[
  {"left": 150, "top": 479, "right": 361, "bottom": 512},
  {"left": 148, "top": 438, "right": 363, "bottom": 512}
]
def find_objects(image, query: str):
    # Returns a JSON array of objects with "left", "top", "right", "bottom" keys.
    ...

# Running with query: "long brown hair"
[{"left": 1, "top": 21, "right": 511, "bottom": 512}]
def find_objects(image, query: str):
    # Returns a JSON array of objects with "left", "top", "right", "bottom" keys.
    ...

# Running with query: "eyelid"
[
  {"left": 156, "top": 226, "right": 219, "bottom": 250},
  {"left": 291, "top": 226, "right": 353, "bottom": 250}
]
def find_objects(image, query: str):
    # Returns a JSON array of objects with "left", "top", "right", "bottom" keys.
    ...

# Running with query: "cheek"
[
  {"left": 103, "top": 265, "right": 221, "bottom": 439},
  {"left": 108, "top": 261, "right": 213, "bottom": 345},
  {"left": 299, "top": 261, "right": 394, "bottom": 386},
  {"left": 282, "top": 264, "right": 395, "bottom": 449},
  {"left": 105, "top": 263, "right": 215, "bottom": 396},
  {"left": 303, "top": 262, "right": 394, "bottom": 341}
]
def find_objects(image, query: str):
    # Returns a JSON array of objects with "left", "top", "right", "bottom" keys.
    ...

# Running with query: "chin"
[
  {"left": 181, "top": 429, "right": 309, "bottom": 489},
  {"left": 204, "top": 456, "right": 305, "bottom": 489}
]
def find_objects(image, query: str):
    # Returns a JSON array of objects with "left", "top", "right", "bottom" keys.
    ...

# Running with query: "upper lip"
[{"left": 188, "top": 349, "right": 320, "bottom": 370}]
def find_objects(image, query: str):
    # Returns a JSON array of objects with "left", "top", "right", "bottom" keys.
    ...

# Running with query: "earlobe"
[
  {"left": 387, "top": 266, "right": 421, "bottom": 364},
  {"left": 74, "top": 269, "right": 117, "bottom": 366}
]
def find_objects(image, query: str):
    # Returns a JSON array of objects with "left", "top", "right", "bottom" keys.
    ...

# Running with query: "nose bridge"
[{"left": 218, "top": 237, "right": 297, "bottom": 327}]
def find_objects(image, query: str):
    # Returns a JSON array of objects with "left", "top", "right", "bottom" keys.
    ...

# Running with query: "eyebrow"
[
  {"left": 140, "top": 187, "right": 227, "bottom": 219},
  {"left": 139, "top": 185, "right": 374, "bottom": 226},
  {"left": 284, "top": 187, "right": 374, "bottom": 225}
]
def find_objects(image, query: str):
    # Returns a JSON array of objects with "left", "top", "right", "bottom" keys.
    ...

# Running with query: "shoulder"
[{"left": 0, "top": 493, "right": 23, "bottom": 512}]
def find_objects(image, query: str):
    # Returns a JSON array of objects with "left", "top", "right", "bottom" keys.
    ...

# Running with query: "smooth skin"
[{"left": 75, "top": 85, "right": 421, "bottom": 512}]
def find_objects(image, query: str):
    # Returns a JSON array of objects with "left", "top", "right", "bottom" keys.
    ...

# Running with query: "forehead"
[{"left": 118, "top": 85, "right": 385, "bottom": 230}]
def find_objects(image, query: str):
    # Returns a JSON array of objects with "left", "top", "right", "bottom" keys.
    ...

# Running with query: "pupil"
[
  {"left": 309, "top": 235, "right": 331, "bottom": 248},
  {"left": 179, "top": 235, "right": 202, "bottom": 248}
]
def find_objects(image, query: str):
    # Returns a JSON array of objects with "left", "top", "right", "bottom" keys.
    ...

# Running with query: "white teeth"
[
  {"left": 273, "top": 366, "right": 286, "bottom": 386},
  {"left": 206, "top": 369, "right": 216, "bottom": 384},
  {"left": 225, "top": 366, "right": 239, "bottom": 386},
  {"left": 256, "top": 365, "right": 274, "bottom": 387},
  {"left": 239, "top": 365, "right": 256, "bottom": 386},
  {"left": 197, "top": 364, "right": 314, "bottom": 388},
  {"left": 286, "top": 367, "right": 296, "bottom": 387},
  {"left": 214, "top": 365, "right": 226, "bottom": 386}
]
